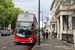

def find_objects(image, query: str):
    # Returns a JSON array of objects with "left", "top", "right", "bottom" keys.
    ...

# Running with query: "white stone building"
[
  {"left": 45, "top": 14, "right": 51, "bottom": 33},
  {"left": 50, "top": 0, "right": 57, "bottom": 36},
  {"left": 50, "top": 0, "right": 75, "bottom": 44}
]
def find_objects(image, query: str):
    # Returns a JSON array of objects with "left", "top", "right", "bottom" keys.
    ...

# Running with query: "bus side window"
[{"left": 32, "top": 23, "right": 34, "bottom": 27}]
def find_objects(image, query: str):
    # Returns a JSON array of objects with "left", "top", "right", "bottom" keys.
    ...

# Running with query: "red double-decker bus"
[{"left": 14, "top": 13, "right": 38, "bottom": 44}]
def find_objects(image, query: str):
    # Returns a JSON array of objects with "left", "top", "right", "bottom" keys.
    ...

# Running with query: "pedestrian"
[
  {"left": 49, "top": 32, "right": 50, "bottom": 35},
  {"left": 43, "top": 31, "right": 45, "bottom": 39},
  {"left": 52, "top": 30, "right": 54, "bottom": 38},
  {"left": 46, "top": 31, "right": 48, "bottom": 39}
]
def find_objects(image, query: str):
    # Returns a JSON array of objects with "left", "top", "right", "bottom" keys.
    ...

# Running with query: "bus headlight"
[
  {"left": 29, "top": 38, "right": 31, "bottom": 39},
  {"left": 14, "top": 39, "right": 18, "bottom": 42}
]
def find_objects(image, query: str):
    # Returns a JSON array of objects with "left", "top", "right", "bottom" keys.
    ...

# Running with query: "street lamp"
[{"left": 38, "top": 0, "right": 40, "bottom": 45}]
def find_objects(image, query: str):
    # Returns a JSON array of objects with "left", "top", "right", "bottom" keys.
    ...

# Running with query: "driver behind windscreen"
[{"left": 19, "top": 29, "right": 24, "bottom": 34}]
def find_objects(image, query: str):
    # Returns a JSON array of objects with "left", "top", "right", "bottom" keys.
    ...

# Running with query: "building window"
[
  {"left": 72, "top": 17, "right": 75, "bottom": 27},
  {"left": 74, "top": 0, "right": 75, "bottom": 3},
  {"left": 66, "top": 16, "right": 69, "bottom": 30},
  {"left": 63, "top": 15, "right": 69, "bottom": 30},
  {"left": 63, "top": 16, "right": 64, "bottom": 30}
]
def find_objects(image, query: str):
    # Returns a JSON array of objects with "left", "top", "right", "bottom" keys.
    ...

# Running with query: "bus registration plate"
[{"left": 21, "top": 42, "right": 26, "bottom": 43}]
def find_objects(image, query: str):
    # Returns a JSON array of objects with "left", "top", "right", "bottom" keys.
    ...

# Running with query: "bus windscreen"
[
  {"left": 16, "top": 27, "right": 33, "bottom": 38},
  {"left": 16, "top": 13, "right": 34, "bottom": 38},
  {"left": 17, "top": 13, "right": 34, "bottom": 21}
]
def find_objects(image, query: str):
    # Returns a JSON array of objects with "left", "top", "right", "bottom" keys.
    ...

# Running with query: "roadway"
[{"left": 0, "top": 35, "right": 34, "bottom": 50}]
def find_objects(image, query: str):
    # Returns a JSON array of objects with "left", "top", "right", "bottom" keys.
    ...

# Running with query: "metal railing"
[{"left": 62, "top": 34, "right": 74, "bottom": 44}]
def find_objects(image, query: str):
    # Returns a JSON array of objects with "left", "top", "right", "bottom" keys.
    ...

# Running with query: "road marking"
[
  {"left": 1, "top": 46, "right": 7, "bottom": 49},
  {"left": 10, "top": 43, "right": 13, "bottom": 46},
  {"left": 26, "top": 45, "right": 31, "bottom": 50}
]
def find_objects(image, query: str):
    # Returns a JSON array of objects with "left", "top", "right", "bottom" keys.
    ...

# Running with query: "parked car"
[
  {"left": 1, "top": 32, "right": 11, "bottom": 36},
  {"left": 1, "top": 32, "right": 7, "bottom": 36}
]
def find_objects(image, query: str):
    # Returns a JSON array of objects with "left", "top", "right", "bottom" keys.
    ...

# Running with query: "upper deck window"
[{"left": 18, "top": 13, "right": 34, "bottom": 21}]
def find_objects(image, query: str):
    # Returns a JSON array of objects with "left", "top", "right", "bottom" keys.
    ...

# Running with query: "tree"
[
  {"left": 43, "top": 25, "right": 46, "bottom": 29},
  {"left": 40, "top": 28, "right": 42, "bottom": 31},
  {"left": 26, "top": 11, "right": 29, "bottom": 13},
  {"left": 0, "top": 5, "right": 7, "bottom": 27},
  {"left": 2, "top": 0, "right": 14, "bottom": 8},
  {"left": 0, "top": 0, "right": 14, "bottom": 27},
  {"left": 0, "top": 0, "right": 24, "bottom": 30},
  {"left": 9, "top": 7, "right": 24, "bottom": 30}
]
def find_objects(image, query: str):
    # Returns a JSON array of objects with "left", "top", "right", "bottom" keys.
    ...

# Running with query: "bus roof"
[{"left": 18, "top": 12, "right": 35, "bottom": 15}]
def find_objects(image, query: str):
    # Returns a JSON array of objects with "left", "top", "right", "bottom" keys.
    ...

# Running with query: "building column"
[
  {"left": 69, "top": 16, "right": 72, "bottom": 33},
  {"left": 50, "top": 24, "right": 53, "bottom": 36},
  {"left": 73, "top": 30, "right": 75, "bottom": 45},
  {"left": 70, "top": 16, "right": 72, "bottom": 33},
  {"left": 55, "top": 24, "right": 56, "bottom": 33},
  {"left": 60, "top": 15, "right": 63, "bottom": 40},
  {"left": 57, "top": 18, "right": 59, "bottom": 39}
]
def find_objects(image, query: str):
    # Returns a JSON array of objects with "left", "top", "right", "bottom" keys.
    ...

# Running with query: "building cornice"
[
  {"left": 50, "top": 0, "right": 55, "bottom": 11},
  {"left": 55, "top": 4, "right": 75, "bottom": 15},
  {"left": 50, "top": 19, "right": 57, "bottom": 23}
]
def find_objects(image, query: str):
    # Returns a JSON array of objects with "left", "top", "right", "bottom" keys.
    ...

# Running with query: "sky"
[{"left": 12, "top": 0, "right": 53, "bottom": 28}]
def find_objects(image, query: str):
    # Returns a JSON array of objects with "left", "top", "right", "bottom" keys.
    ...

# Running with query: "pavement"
[{"left": 33, "top": 35, "right": 75, "bottom": 50}]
